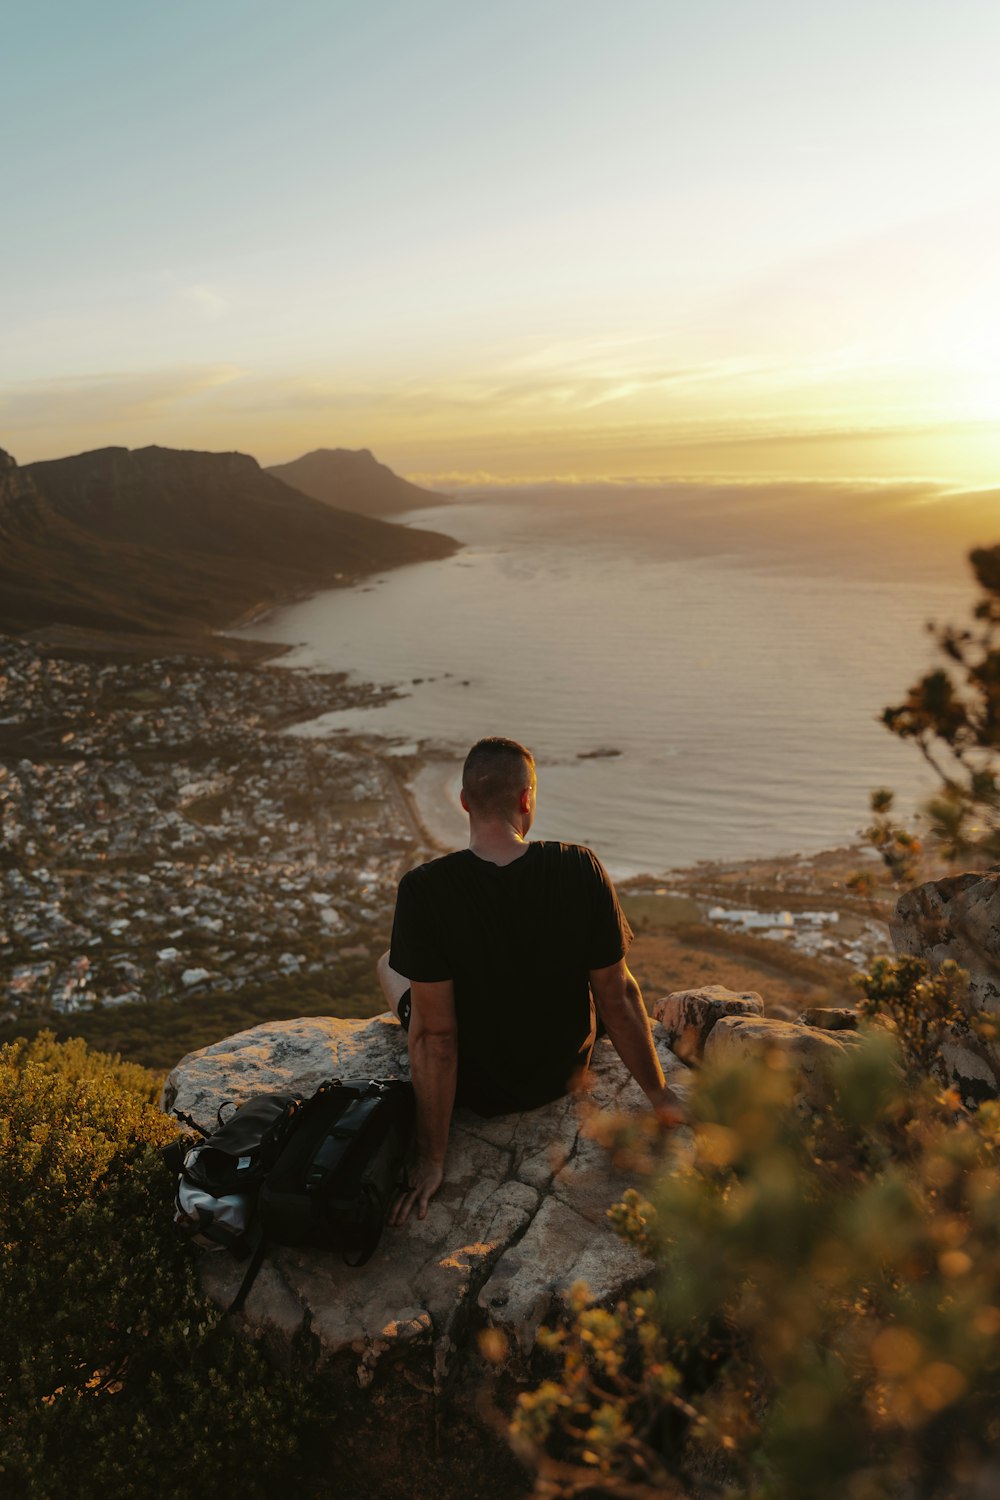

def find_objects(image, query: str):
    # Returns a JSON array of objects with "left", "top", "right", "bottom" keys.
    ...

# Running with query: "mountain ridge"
[{"left": 1, "top": 444, "right": 457, "bottom": 639}]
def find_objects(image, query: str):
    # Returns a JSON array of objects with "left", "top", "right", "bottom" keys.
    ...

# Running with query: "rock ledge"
[{"left": 162, "top": 1014, "right": 691, "bottom": 1381}]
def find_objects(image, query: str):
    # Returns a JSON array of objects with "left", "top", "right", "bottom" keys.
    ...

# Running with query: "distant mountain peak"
[
  {"left": 265, "top": 447, "right": 447, "bottom": 519},
  {"left": 299, "top": 446, "right": 375, "bottom": 460}
]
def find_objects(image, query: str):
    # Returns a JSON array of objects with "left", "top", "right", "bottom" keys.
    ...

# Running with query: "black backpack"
[
  {"left": 168, "top": 1091, "right": 307, "bottom": 1256},
  {"left": 260, "top": 1078, "right": 414, "bottom": 1259},
  {"left": 167, "top": 1077, "right": 414, "bottom": 1310}
]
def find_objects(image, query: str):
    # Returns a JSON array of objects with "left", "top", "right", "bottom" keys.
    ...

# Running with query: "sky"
[{"left": 3, "top": 0, "right": 1000, "bottom": 489}]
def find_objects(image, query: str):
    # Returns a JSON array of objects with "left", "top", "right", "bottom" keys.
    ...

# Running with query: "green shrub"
[
  {"left": 858, "top": 542, "right": 1000, "bottom": 882},
  {"left": 0, "top": 1033, "right": 318, "bottom": 1499},
  {"left": 514, "top": 1036, "right": 1000, "bottom": 1499},
  {"left": 853, "top": 954, "right": 973, "bottom": 1085},
  {"left": 0, "top": 965, "right": 384, "bottom": 1073}
]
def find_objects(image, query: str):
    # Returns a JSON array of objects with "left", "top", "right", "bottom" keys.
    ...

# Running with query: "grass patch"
[
  {"left": 673, "top": 920, "right": 854, "bottom": 987},
  {"left": 0, "top": 960, "right": 386, "bottom": 1076},
  {"left": 622, "top": 892, "right": 703, "bottom": 930}
]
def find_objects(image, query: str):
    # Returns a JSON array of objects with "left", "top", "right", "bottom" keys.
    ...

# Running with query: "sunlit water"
[{"left": 235, "top": 487, "right": 977, "bottom": 878}]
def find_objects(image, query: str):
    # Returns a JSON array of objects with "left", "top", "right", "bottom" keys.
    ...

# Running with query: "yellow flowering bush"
[
  {"left": 0, "top": 1033, "right": 314, "bottom": 1499},
  {"left": 514, "top": 1029, "right": 1000, "bottom": 1499}
]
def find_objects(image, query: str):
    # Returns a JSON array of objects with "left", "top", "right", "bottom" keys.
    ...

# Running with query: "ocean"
[{"left": 235, "top": 484, "right": 979, "bottom": 878}]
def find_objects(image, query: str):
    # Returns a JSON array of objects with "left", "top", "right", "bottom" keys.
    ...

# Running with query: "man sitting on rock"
[{"left": 377, "top": 735, "right": 684, "bottom": 1226}]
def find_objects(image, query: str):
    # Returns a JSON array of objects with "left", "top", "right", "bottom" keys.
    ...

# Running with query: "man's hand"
[
  {"left": 390, "top": 1158, "right": 444, "bottom": 1227},
  {"left": 650, "top": 1084, "right": 687, "bottom": 1129}
]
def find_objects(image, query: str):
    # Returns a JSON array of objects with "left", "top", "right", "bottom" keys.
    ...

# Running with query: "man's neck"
[{"left": 467, "top": 819, "right": 532, "bottom": 867}]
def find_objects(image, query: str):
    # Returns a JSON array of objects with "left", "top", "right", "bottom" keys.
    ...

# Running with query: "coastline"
[
  {"left": 241, "top": 584, "right": 891, "bottom": 889},
  {"left": 217, "top": 526, "right": 906, "bottom": 909},
  {"left": 228, "top": 490, "right": 966, "bottom": 881}
]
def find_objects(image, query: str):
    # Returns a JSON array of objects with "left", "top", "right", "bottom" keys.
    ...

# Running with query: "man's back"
[
  {"left": 389, "top": 840, "right": 632, "bottom": 1114},
  {"left": 379, "top": 736, "right": 677, "bottom": 1226}
]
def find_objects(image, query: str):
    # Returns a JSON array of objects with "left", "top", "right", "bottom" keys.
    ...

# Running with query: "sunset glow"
[{"left": 3, "top": 1, "right": 999, "bottom": 490}]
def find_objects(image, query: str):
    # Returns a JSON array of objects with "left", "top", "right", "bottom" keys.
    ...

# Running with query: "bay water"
[{"left": 236, "top": 485, "right": 979, "bottom": 878}]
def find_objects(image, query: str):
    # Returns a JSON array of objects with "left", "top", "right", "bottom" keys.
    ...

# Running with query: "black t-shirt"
[{"left": 388, "top": 840, "right": 633, "bottom": 1116}]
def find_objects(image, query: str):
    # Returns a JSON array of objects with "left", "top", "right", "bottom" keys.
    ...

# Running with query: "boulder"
[
  {"left": 703, "top": 1015, "right": 862, "bottom": 1107},
  {"left": 161, "top": 1014, "right": 692, "bottom": 1383},
  {"left": 891, "top": 873, "right": 1000, "bottom": 1011},
  {"left": 652, "top": 984, "right": 764, "bottom": 1063},
  {"left": 890, "top": 872, "right": 1000, "bottom": 1101},
  {"left": 802, "top": 1007, "right": 859, "bottom": 1031}
]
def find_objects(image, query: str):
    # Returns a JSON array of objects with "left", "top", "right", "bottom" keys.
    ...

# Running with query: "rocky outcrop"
[
  {"left": 652, "top": 985, "right": 764, "bottom": 1063},
  {"left": 802, "top": 1006, "right": 859, "bottom": 1031},
  {"left": 891, "top": 873, "right": 1000, "bottom": 1011},
  {"left": 161, "top": 1014, "right": 692, "bottom": 1382},
  {"left": 651, "top": 984, "right": 865, "bottom": 1109},
  {"left": 162, "top": 988, "right": 886, "bottom": 1390},
  {"left": 704, "top": 1014, "right": 863, "bottom": 1106},
  {"left": 891, "top": 871, "right": 1000, "bottom": 1101}
]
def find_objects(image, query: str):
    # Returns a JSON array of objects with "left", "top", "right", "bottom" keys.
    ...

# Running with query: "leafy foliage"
[
  {"left": 863, "top": 543, "right": 1000, "bottom": 877},
  {"left": 853, "top": 954, "right": 974, "bottom": 1084},
  {"left": 514, "top": 1036, "right": 1000, "bottom": 1499},
  {"left": 854, "top": 786, "right": 924, "bottom": 888},
  {"left": 0, "top": 1032, "right": 318, "bottom": 1499}
]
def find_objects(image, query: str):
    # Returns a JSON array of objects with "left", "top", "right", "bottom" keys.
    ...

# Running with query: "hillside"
[
  {"left": 0, "top": 448, "right": 191, "bottom": 637},
  {"left": 0, "top": 445, "right": 456, "bottom": 637},
  {"left": 265, "top": 447, "right": 446, "bottom": 517}
]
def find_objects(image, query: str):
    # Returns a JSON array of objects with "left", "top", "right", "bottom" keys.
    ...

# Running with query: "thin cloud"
[
  {"left": 404, "top": 469, "right": 952, "bottom": 497},
  {"left": 176, "top": 282, "right": 230, "bottom": 319},
  {"left": 0, "top": 365, "right": 245, "bottom": 433}
]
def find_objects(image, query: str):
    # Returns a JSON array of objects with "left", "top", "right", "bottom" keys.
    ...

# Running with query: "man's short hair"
[{"left": 462, "top": 736, "right": 535, "bottom": 819}]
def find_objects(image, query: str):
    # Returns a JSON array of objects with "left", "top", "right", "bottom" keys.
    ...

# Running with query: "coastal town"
[
  {"left": 0, "top": 634, "right": 427, "bottom": 1037},
  {"left": 2, "top": 625, "right": 899, "bottom": 1063}
]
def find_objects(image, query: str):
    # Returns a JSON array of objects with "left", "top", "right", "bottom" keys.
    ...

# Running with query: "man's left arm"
[{"left": 590, "top": 959, "right": 686, "bottom": 1125}]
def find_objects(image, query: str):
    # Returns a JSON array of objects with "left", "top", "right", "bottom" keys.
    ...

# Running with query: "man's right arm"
[
  {"left": 589, "top": 958, "right": 686, "bottom": 1125},
  {"left": 389, "top": 977, "right": 457, "bottom": 1226}
]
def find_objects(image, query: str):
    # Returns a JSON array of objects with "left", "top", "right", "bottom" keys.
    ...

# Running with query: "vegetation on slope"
[
  {"left": 855, "top": 541, "right": 1000, "bottom": 887},
  {"left": 515, "top": 972, "right": 1000, "bottom": 1499},
  {"left": 0, "top": 1032, "right": 531, "bottom": 1500},
  {"left": 0, "top": 1033, "right": 318, "bottom": 1498}
]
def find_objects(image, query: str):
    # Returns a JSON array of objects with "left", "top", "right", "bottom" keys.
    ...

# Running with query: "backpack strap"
[
  {"left": 304, "top": 1089, "right": 384, "bottom": 1192},
  {"left": 342, "top": 1184, "right": 385, "bottom": 1267},
  {"left": 172, "top": 1109, "right": 210, "bottom": 1139},
  {"left": 228, "top": 1231, "right": 268, "bottom": 1315}
]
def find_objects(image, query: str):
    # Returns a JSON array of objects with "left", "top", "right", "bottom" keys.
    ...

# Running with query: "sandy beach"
[{"left": 406, "top": 759, "right": 466, "bottom": 851}]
